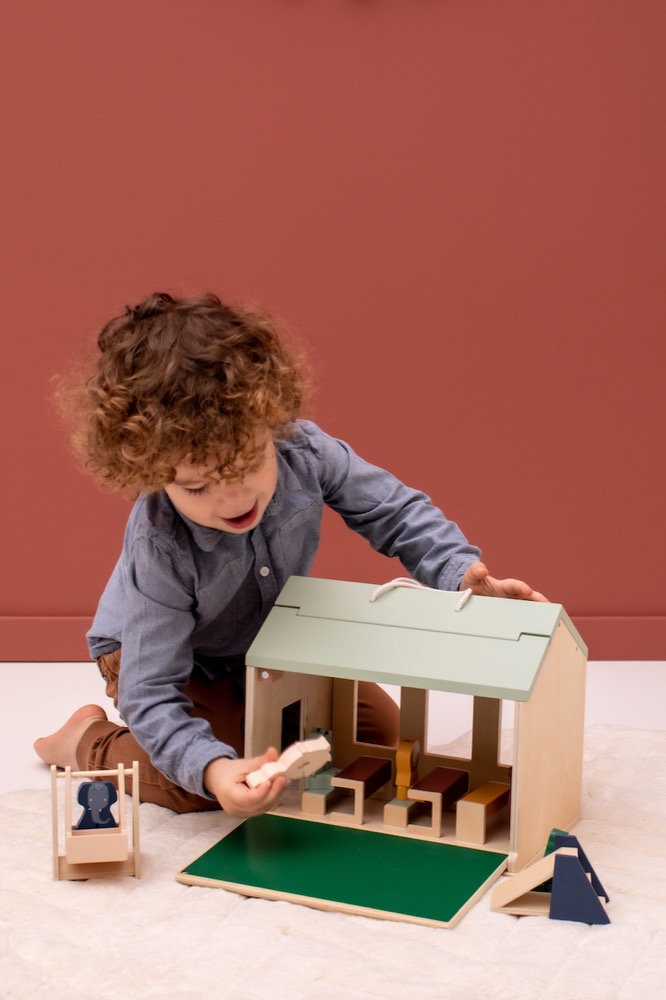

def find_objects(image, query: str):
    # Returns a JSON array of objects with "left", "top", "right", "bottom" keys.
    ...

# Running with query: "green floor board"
[{"left": 178, "top": 814, "right": 507, "bottom": 927}]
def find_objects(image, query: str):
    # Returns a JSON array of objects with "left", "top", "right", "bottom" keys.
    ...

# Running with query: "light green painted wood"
[
  {"left": 275, "top": 576, "right": 586, "bottom": 652},
  {"left": 178, "top": 814, "right": 508, "bottom": 928},
  {"left": 247, "top": 606, "right": 552, "bottom": 701},
  {"left": 246, "top": 577, "right": 587, "bottom": 702}
]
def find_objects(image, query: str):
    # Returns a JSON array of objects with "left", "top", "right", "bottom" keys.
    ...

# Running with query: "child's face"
[{"left": 164, "top": 436, "right": 278, "bottom": 534}]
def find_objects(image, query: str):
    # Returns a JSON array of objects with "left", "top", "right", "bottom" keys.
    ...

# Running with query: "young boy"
[{"left": 35, "top": 292, "right": 546, "bottom": 818}]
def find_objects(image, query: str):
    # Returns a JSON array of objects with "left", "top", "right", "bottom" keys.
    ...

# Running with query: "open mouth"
[{"left": 220, "top": 501, "right": 259, "bottom": 530}]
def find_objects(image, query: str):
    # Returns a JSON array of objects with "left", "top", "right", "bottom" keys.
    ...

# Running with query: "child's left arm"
[{"left": 459, "top": 560, "right": 548, "bottom": 602}]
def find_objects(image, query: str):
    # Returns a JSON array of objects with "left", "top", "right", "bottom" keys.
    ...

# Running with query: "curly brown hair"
[{"left": 56, "top": 292, "right": 309, "bottom": 492}]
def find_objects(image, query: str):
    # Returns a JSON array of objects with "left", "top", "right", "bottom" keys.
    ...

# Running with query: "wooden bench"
[
  {"left": 330, "top": 756, "right": 393, "bottom": 824},
  {"left": 384, "top": 766, "right": 469, "bottom": 838},
  {"left": 455, "top": 781, "right": 511, "bottom": 845},
  {"left": 301, "top": 766, "right": 341, "bottom": 817}
]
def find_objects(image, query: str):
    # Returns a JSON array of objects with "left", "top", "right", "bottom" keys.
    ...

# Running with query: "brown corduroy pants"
[{"left": 77, "top": 648, "right": 399, "bottom": 813}]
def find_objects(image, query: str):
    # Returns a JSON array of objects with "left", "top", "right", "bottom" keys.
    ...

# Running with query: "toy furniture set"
[
  {"left": 51, "top": 761, "right": 140, "bottom": 880},
  {"left": 490, "top": 830, "right": 610, "bottom": 924},
  {"left": 177, "top": 576, "right": 591, "bottom": 928}
]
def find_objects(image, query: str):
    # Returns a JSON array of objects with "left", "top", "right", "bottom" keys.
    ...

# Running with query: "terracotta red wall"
[{"left": 1, "top": 0, "right": 664, "bottom": 660}]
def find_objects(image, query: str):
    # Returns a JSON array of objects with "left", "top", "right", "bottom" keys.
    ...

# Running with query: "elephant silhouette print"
[{"left": 75, "top": 781, "right": 118, "bottom": 829}]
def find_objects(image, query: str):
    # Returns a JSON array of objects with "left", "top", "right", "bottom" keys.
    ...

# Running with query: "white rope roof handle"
[
  {"left": 455, "top": 587, "right": 474, "bottom": 612},
  {"left": 369, "top": 578, "right": 427, "bottom": 602},
  {"left": 369, "top": 577, "right": 473, "bottom": 613}
]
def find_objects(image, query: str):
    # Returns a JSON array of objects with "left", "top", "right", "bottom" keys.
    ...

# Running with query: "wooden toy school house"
[{"left": 245, "top": 576, "right": 588, "bottom": 874}]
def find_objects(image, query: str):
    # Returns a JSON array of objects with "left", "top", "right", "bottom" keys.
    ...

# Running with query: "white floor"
[{"left": 1, "top": 660, "right": 664, "bottom": 797}]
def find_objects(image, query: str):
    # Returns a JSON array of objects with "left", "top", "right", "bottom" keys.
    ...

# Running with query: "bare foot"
[{"left": 34, "top": 704, "right": 108, "bottom": 770}]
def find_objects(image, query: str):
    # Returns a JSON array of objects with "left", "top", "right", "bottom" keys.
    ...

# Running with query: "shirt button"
[{"left": 259, "top": 566, "right": 271, "bottom": 577}]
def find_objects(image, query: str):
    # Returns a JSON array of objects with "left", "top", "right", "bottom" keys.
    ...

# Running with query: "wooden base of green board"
[{"left": 177, "top": 814, "right": 508, "bottom": 929}]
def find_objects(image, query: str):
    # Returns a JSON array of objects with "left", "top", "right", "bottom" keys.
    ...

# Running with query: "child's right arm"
[
  {"left": 203, "top": 748, "right": 287, "bottom": 818},
  {"left": 89, "top": 513, "right": 247, "bottom": 803}
]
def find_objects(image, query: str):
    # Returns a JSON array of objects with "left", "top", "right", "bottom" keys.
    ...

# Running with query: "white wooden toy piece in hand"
[{"left": 246, "top": 735, "right": 332, "bottom": 789}]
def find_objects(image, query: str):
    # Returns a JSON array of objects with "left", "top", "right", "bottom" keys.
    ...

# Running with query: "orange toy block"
[{"left": 395, "top": 740, "right": 420, "bottom": 800}]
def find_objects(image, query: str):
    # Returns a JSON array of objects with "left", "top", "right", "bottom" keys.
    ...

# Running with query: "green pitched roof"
[{"left": 247, "top": 577, "right": 586, "bottom": 702}]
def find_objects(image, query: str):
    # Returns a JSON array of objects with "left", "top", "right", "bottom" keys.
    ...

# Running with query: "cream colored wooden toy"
[
  {"left": 244, "top": 576, "right": 588, "bottom": 874},
  {"left": 246, "top": 734, "right": 331, "bottom": 788},
  {"left": 491, "top": 833, "right": 610, "bottom": 924},
  {"left": 51, "top": 762, "right": 140, "bottom": 879}
]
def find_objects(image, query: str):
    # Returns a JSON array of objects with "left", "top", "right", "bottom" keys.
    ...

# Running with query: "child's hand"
[
  {"left": 203, "top": 747, "right": 288, "bottom": 819},
  {"left": 459, "top": 561, "right": 548, "bottom": 602}
]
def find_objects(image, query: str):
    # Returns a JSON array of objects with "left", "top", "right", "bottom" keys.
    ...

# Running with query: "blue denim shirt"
[{"left": 87, "top": 420, "right": 480, "bottom": 796}]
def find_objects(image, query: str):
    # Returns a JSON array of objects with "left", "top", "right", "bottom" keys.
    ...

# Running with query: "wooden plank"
[
  {"left": 244, "top": 667, "right": 333, "bottom": 758},
  {"left": 274, "top": 577, "right": 584, "bottom": 648},
  {"left": 330, "top": 757, "right": 393, "bottom": 824},
  {"left": 456, "top": 782, "right": 511, "bottom": 845},
  {"left": 407, "top": 768, "right": 469, "bottom": 838},
  {"left": 411, "top": 766, "right": 468, "bottom": 800},
  {"left": 398, "top": 688, "right": 427, "bottom": 745},
  {"left": 247, "top": 607, "right": 551, "bottom": 701},
  {"left": 508, "top": 622, "right": 587, "bottom": 872},
  {"left": 491, "top": 850, "right": 560, "bottom": 913},
  {"left": 57, "top": 854, "right": 138, "bottom": 880},
  {"left": 333, "top": 756, "right": 392, "bottom": 790},
  {"left": 470, "top": 697, "right": 506, "bottom": 786},
  {"left": 177, "top": 814, "right": 508, "bottom": 929}
]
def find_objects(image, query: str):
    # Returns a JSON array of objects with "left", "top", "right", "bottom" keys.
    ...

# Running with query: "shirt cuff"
[
  {"left": 437, "top": 555, "right": 478, "bottom": 593},
  {"left": 181, "top": 735, "right": 239, "bottom": 800}
]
